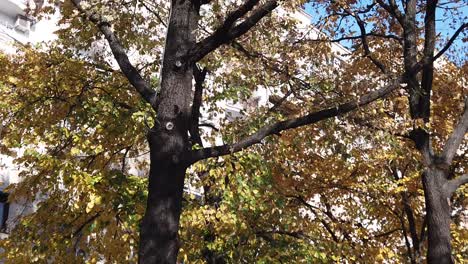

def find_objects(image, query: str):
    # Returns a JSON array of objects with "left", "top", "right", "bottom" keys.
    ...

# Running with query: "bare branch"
[
  {"left": 433, "top": 22, "right": 468, "bottom": 61},
  {"left": 189, "top": 0, "right": 278, "bottom": 63},
  {"left": 199, "top": 123, "right": 219, "bottom": 131},
  {"left": 189, "top": 75, "right": 405, "bottom": 162},
  {"left": 445, "top": 174, "right": 468, "bottom": 197},
  {"left": 343, "top": 8, "right": 387, "bottom": 74},
  {"left": 408, "top": 23, "right": 467, "bottom": 75},
  {"left": 419, "top": 0, "right": 438, "bottom": 121},
  {"left": 374, "top": 228, "right": 401, "bottom": 238},
  {"left": 190, "top": 65, "right": 208, "bottom": 146},
  {"left": 216, "top": 0, "right": 260, "bottom": 29},
  {"left": 289, "top": 195, "right": 340, "bottom": 242},
  {"left": 375, "top": 0, "right": 405, "bottom": 25},
  {"left": 71, "top": 0, "right": 157, "bottom": 108},
  {"left": 304, "top": 32, "right": 402, "bottom": 44},
  {"left": 140, "top": 0, "right": 167, "bottom": 27},
  {"left": 441, "top": 98, "right": 468, "bottom": 165}
]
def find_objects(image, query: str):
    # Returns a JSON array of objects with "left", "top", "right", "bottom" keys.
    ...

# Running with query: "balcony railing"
[{"left": 0, "top": 0, "right": 28, "bottom": 17}]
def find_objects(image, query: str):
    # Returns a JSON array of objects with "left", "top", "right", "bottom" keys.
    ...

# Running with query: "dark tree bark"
[
  {"left": 417, "top": 2, "right": 454, "bottom": 261},
  {"left": 422, "top": 169, "right": 452, "bottom": 264},
  {"left": 139, "top": 158, "right": 188, "bottom": 263},
  {"left": 409, "top": 99, "right": 468, "bottom": 264},
  {"left": 406, "top": 0, "right": 468, "bottom": 262},
  {"left": 138, "top": 1, "right": 199, "bottom": 263},
  {"left": 383, "top": 0, "right": 467, "bottom": 262}
]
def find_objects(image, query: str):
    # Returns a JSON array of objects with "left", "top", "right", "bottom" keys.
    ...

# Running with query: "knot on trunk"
[{"left": 165, "top": 121, "right": 175, "bottom": 131}]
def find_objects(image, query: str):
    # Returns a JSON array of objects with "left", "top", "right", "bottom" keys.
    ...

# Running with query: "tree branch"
[
  {"left": 72, "top": 211, "right": 101, "bottom": 237},
  {"left": 441, "top": 98, "right": 468, "bottom": 165},
  {"left": 445, "top": 174, "right": 468, "bottom": 197},
  {"left": 433, "top": 22, "right": 468, "bottom": 62},
  {"left": 418, "top": 214, "right": 427, "bottom": 252},
  {"left": 344, "top": 8, "right": 387, "bottom": 74},
  {"left": 409, "top": 23, "right": 467, "bottom": 76},
  {"left": 418, "top": 0, "right": 438, "bottom": 121},
  {"left": 375, "top": 0, "right": 405, "bottom": 25},
  {"left": 389, "top": 164, "right": 421, "bottom": 252},
  {"left": 231, "top": 41, "right": 314, "bottom": 100},
  {"left": 189, "top": 0, "right": 278, "bottom": 63},
  {"left": 409, "top": 128, "right": 433, "bottom": 165},
  {"left": 199, "top": 123, "right": 219, "bottom": 131},
  {"left": 189, "top": 75, "right": 405, "bottom": 162},
  {"left": 267, "top": 87, "right": 295, "bottom": 114},
  {"left": 190, "top": 65, "right": 208, "bottom": 146},
  {"left": 305, "top": 32, "right": 402, "bottom": 44},
  {"left": 140, "top": 0, "right": 167, "bottom": 27},
  {"left": 289, "top": 195, "right": 340, "bottom": 242},
  {"left": 402, "top": 192, "right": 420, "bottom": 251},
  {"left": 71, "top": 0, "right": 157, "bottom": 108},
  {"left": 374, "top": 228, "right": 401, "bottom": 238},
  {"left": 216, "top": 0, "right": 260, "bottom": 29},
  {"left": 256, "top": 230, "right": 311, "bottom": 241},
  {"left": 399, "top": 211, "right": 416, "bottom": 264}
]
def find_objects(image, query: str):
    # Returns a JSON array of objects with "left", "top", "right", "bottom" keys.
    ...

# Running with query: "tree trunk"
[
  {"left": 138, "top": 1, "right": 199, "bottom": 263},
  {"left": 422, "top": 169, "right": 453, "bottom": 264},
  {"left": 139, "top": 153, "right": 188, "bottom": 263}
]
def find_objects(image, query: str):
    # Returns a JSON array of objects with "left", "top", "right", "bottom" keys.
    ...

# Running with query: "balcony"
[{"left": 0, "top": 0, "right": 28, "bottom": 18}]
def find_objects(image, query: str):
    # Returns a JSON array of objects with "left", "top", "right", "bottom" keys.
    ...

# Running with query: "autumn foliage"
[{"left": 0, "top": 0, "right": 466, "bottom": 263}]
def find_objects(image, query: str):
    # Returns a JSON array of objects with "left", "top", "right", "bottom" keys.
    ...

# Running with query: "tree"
[
  {"left": 0, "top": 0, "right": 465, "bottom": 263},
  {"left": 303, "top": 0, "right": 467, "bottom": 262}
]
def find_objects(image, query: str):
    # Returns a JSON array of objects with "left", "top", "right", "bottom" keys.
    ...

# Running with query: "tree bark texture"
[
  {"left": 422, "top": 169, "right": 453, "bottom": 264},
  {"left": 138, "top": 1, "right": 199, "bottom": 263},
  {"left": 401, "top": 1, "right": 462, "bottom": 262},
  {"left": 410, "top": 99, "right": 468, "bottom": 264},
  {"left": 402, "top": 0, "right": 422, "bottom": 119}
]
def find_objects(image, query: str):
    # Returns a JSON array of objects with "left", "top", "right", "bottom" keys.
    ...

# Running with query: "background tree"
[
  {"left": 0, "top": 0, "right": 465, "bottom": 263},
  {"left": 288, "top": 0, "right": 468, "bottom": 262}
]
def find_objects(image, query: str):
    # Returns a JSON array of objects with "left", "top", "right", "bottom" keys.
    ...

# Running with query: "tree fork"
[{"left": 410, "top": 99, "right": 468, "bottom": 264}]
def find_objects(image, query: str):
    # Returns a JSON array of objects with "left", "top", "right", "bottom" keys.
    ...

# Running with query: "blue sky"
[{"left": 303, "top": 2, "right": 467, "bottom": 63}]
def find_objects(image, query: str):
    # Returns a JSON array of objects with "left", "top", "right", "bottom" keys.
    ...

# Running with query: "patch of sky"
[{"left": 302, "top": 0, "right": 467, "bottom": 65}]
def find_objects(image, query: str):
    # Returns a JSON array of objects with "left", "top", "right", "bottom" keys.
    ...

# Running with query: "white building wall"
[
  {"left": 0, "top": 0, "right": 44, "bottom": 236},
  {"left": 0, "top": 0, "right": 30, "bottom": 53}
]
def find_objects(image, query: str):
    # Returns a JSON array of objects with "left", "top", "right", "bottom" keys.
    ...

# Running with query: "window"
[{"left": 0, "top": 191, "right": 9, "bottom": 232}]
